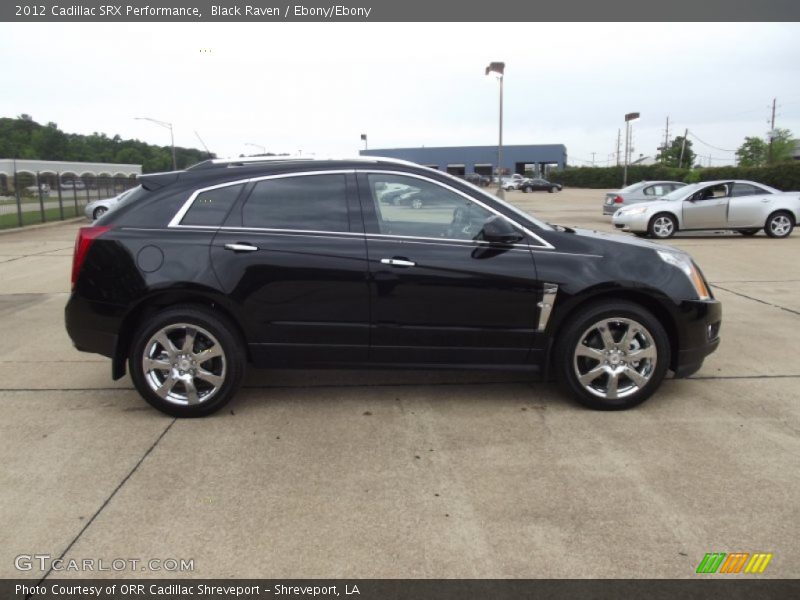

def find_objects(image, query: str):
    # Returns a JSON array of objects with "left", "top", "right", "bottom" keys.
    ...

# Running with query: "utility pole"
[
  {"left": 678, "top": 128, "right": 688, "bottom": 169},
  {"left": 591, "top": 152, "right": 596, "bottom": 167},
  {"left": 662, "top": 116, "right": 670, "bottom": 163},
  {"left": 616, "top": 129, "right": 621, "bottom": 167},
  {"left": 768, "top": 97, "right": 777, "bottom": 164}
]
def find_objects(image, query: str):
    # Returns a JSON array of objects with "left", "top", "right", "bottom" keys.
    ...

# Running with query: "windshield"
[
  {"left": 451, "top": 174, "right": 554, "bottom": 231},
  {"left": 661, "top": 183, "right": 699, "bottom": 201}
]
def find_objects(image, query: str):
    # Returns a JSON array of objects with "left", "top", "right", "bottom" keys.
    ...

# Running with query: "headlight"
[
  {"left": 622, "top": 206, "right": 648, "bottom": 216},
  {"left": 657, "top": 250, "right": 711, "bottom": 300}
]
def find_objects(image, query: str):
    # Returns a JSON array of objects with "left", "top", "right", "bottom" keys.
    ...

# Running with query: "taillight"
[
  {"left": 614, "top": 195, "right": 624, "bottom": 203},
  {"left": 71, "top": 226, "right": 112, "bottom": 289}
]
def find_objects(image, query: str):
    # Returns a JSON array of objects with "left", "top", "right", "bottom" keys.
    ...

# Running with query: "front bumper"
[
  {"left": 611, "top": 211, "right": 650, "bottom": 232},
  {"left": 673, "top": 298, "right": 722, "bottom": 377}
]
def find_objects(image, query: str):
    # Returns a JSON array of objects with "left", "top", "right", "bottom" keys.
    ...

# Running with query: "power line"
[{"left": 686, "top": 131, "right": 737, "bottom": 153}]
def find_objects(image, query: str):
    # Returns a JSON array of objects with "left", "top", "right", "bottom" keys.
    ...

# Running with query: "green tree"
[
  {"left": 769, "top": 128, "right": 796, "bottom": 164},
  {"left": 736, "top": 136, "right": 768, "bottom": 167},
  {"left": 657, "top": 136, "right": 696, "bottom": 168}
]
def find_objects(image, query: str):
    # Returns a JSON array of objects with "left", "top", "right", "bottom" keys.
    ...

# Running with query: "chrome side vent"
[{"left": 536, "top": 283, "right": 558, "bottom": 332}]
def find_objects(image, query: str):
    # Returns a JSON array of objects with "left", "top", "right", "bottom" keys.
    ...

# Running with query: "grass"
[{"left": 0, "top": 205, "right": 84, "bottom": 230}]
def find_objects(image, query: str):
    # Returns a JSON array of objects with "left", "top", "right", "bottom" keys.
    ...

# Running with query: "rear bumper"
[
  {"left": 65, "top": 293, "right": 123, "bottom": 359},
  {"left": 603, "top": 203, "right": 620, "bottom": 215},
  {"left": 673, "top": 298, "right": 722, "bottom": 377}
]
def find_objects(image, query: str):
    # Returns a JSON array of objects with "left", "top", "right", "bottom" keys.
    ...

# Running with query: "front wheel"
[
  {"left": 522, "top": 186, "right": 530, "bottom": 193},
  {"left": 129, "top": 306, "right": 245, "bottom": 417},
  {"left": 550, "top": 186, "right": 559, "bottom": 193},
  {"left": 648, "top": 213, "right": 677, "bottom": 239},
  {"left": 765, "top": 211, "right": 794, "bottom": 238},
  {"left": 554, "top": 301, "right": 670, "bottom": 410}
]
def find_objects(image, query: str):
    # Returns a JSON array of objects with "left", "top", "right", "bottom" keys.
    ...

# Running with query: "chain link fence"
[{"left": 0, "top": 171, "right": 139, "bottom": 230}]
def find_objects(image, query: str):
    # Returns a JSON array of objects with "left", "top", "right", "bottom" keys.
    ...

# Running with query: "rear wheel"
[
  {"left": 554, "top": 301, "right": 670, "bottom": 410},
  {"left": 648, "top": 213, "right": 677, "bottom": 239},
  {"left": 129, "top": 306, "right": 245, "bottom": 417},
  {"left": 765, "top": 211, "right": 793, "bottom": 238}
]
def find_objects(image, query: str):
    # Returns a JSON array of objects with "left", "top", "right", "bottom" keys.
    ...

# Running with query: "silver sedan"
[
  {"left": 611, "top": 180, "right": 800, "bottom": 239},
  {"left": 602, "top": 180, "right": 686, "bottom": 215},
  {"left": 84, "top": 188, "right": 136, "bottom": 221}
]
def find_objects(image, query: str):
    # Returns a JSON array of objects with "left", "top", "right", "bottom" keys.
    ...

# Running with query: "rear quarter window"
[{"left": 180, "top": 184, "right": 244, "bottom": 226}]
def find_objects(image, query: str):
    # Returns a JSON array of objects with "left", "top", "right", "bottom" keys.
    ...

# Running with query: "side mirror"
[{"left": 482, "top": 215, "right": 524, "bottom": 244}]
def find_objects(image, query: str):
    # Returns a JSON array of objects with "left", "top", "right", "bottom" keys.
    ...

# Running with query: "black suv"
[{"left": 66, "top": 157, "right": 721, "bottom": 417}]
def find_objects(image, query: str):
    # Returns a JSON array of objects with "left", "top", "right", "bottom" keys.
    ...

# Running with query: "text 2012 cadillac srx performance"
[{"left": 65, "top": 157, "right": 721, "bottom": 417}]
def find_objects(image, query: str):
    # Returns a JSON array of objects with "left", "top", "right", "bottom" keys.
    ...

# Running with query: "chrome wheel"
[
  {"left": 769, "top": 214, "right": 791, "bottom": 237},
  {"left": 573, "top": 317, "right": 658, "bottom": 400},
  {"left": 142, "top": 323, "right": 226, "bottom": 406},
  {"left": 651, "top": 215, "right": 675, "bottom": 238}
]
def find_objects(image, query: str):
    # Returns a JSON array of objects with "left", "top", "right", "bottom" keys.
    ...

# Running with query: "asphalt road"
[{"left": 1, "top": 188, "right": 798, "bottom": 579}]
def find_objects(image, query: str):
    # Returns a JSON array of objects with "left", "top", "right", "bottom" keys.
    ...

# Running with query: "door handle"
[
  {"left": 224, "top": 243, "right": 259, "bottom": 252},
  {"left": 380, "top": 258, "right": 416, "bottom": 267}
]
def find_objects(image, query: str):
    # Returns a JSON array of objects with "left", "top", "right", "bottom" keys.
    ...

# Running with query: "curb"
[{"left": 0, "top": 217, "right": 86, "bottom": 236}]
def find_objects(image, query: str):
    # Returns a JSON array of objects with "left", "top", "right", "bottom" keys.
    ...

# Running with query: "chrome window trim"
[
  {"left": 358, "top": 169, "right": 555, "bottom": 249},
  {"left": 167, "top": 167, "right": 555, "bottom": 250},
  {"left": 168, "top": 169, "right": 355, "bottom": 229}
]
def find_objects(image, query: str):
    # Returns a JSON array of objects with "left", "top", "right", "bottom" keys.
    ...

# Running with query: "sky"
[{"left": 1, "top": 22, "right": 799, "bottom": 166}]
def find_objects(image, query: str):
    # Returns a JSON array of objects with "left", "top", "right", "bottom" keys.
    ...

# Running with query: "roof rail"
[{"left": 187, "top": 155, "right": 424, "bottom": 171}]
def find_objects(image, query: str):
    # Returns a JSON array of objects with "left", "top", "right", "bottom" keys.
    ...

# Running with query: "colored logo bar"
[{"left": 696, "top": 552, "right": 773, "bottom": 574}]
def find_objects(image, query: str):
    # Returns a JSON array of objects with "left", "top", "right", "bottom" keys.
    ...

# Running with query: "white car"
[
  {"left": 611, "top": 180, "right": 800, "bottom": 239},
  {"left": 85, "top": 188, "right": 136, "bottom": 221}
]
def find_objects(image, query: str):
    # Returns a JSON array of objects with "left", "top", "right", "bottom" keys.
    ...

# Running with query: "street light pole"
[
  {"left": 486, "top": 61, "right": 505, "bottom": 199},
  {"left": 135, "top": 117, "right": 177, "bottom": 171},
  {"left": 622, "top": 112, "right": 640, "bottom": 187}
]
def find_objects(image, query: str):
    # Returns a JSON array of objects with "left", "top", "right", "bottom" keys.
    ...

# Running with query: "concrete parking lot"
[{"left": 1, "top": 188, "right": 798, "bottom": 579}]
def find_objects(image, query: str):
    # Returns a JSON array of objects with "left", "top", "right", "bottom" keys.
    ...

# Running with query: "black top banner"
[{"left": 2, "top": 0, "right": 800, "bottom": 21}]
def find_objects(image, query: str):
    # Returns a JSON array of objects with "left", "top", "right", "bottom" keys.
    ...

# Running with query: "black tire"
[
  {"left": 93, "top": 207, "right": 108, "bottom": 220},
  {"left": 129, "top": 305, "right": 245, "bottom": 417},
  {"left": 764, "top": 211, "right": 794, "bottom": 238},
  {"left": 739, "top": 228, "right": 760, "bottom": 236},
  {"left": 647, "top": 213, "right": 677, "bottom": 239},
  {"left": 554, "top": 300, "right": 670, "bottom": 410}
]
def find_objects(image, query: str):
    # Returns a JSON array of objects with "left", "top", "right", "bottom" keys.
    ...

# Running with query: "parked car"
[
  {"left": 603, "top": 181, "right": 686, "bottom": 215},
  {"left": 498, "top": 173, "right": 526, "bottom": 188},
  {"left": 85, "top": 187, "right": 138, "bottom": 221},
  {"left": 518, "top": 178, "right": 562, "bottom": 194},
  {"left": 24, "top": 183, "right": 50, "bottom": 196},
  {"left": 61, "top": 179, "right": 86, "bottom": 191},
  {"left": 612, "top": 180, "right": 800, "bottom": 238},
  {"left": 464, "top": 172, "right": 490, "bottom": 187},
  {"left": 66, "top": 156, "right": 721, "bottom": 417}
]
